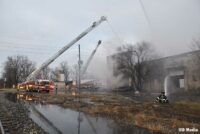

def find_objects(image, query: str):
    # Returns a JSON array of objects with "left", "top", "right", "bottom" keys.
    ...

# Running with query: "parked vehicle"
[
  {"left": 25, "top": 81, "right": 36, "bottom": 92},
  {"left": 17, "top": 80, "right": 54, "bottom": 93},
  {"left": 34, "top": 80, "right": 55, "bottom": 93},
  {"left": 17, "top": 82, "right": 26, "bottom": 91}
]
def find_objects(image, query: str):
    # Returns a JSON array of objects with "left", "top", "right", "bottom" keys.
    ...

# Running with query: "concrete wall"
[
  {"left": 107, "top": 50, "right": 200, "bottom": 94},
  {"left": 144, "top": 50, "right": 200, "bottom": 94}
]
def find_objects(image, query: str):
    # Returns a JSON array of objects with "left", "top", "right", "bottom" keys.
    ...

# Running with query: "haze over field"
[{"left": 0, "top": 0, "right": 200, "bottom": 77}]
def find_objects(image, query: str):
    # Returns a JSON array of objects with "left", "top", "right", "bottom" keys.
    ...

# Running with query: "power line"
[
  {"left": 139, "top": 0, "right": 151, "bottom": 27},
  {"left": 0, "top": 42, "right": 106, "bottom": 56},
  {"left": 0, "top": 41, "right": 62, "bottom": 49},
  {"left": 138, "top": 0, "right": 155, "bottom": 44},
  {"left": 0, "top": 49, "right": 105, "bottom": 57},
  {"left": 106, "top": 20, "right": 124, "bottom": 45},
  {"left": 0, "top": 41, "right": 104, "bottom": 54}
]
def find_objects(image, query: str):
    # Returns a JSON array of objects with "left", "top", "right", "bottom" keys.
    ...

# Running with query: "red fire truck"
[{"left": 17, "top": 80, "right": 54, "bottom": 93}]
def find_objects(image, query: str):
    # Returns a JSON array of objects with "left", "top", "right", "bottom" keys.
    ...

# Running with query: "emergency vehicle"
[{"left": 17, "top": 80, "right": 54, "bottom": 93}]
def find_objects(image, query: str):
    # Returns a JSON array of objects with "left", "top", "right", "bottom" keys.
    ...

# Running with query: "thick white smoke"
[{"left": 86, "top": 39, "right": 126, "bottom": 89}]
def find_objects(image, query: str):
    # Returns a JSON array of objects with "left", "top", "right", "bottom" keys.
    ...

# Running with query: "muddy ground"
[{"left": 1, "top": 88, "right": 200, "bottom": 134}]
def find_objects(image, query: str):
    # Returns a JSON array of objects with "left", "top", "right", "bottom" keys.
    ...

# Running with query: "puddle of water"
[
  {"left": 32, "top": 104, "right": 114, "bottom": 134},
  {"left": 5, "top": 92, "right": 18, "bottom": 102},
  {"left": 29, "top": 108, "right": 61, "bottom": 134},
  {"left": 31, "top": 104, "right": 151, "bottom": 134},
  {"left": 5, "top": 92, "right": 151, "bottom": 134},
  {"left": 5, "top": 92, "right": 38, "bottom": 102}
]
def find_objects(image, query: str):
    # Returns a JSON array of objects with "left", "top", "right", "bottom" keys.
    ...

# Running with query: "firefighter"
[{"left": 156, "top": 91, "right": 169, "bottom": 103}]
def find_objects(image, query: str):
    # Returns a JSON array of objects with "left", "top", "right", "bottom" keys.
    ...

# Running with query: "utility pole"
[
  {"left": 78, "top": 112, "right": 81, "bottom": 134},
  {"left": 78, "top": 44, "right": 81, "bottom": 92},
  {"left": 78, "top": 45, "right": 81, "bottom": 134},
  {"left": 4, "top": 78, "right": 6, "bottom": 89}
]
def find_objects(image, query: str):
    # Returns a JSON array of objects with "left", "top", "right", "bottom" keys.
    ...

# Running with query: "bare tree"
[
  {"left": 191, "top": 37, "right": 200, "bottom": 50},
  {"left": 50, "top": 67, "right": 60, "bottom": 82},
  {"left": 115, "top": 42, "right": 155, "bottom": 91},
  {"left": 70, "top": 64, "right": 79, "bottom": 83},
  {"left": 36, "top": 67, "right": 51, "bottom": 79},
  {"left": 0, "top": 78, "right": 4, "bottom": 89},
  {"left": 60, "top": 62, "right": 70, "bottom": 83},
  {"left": 190, "top": 37, "right": 200, "bottom": 77},
  {"left": 2, "top": 55, "right": 35, "bottom": 87},
  {"left": 191, "top": 38, "right": 200, "bottom": 61}
]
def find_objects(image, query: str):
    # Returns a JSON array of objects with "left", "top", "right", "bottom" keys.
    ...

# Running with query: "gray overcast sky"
[{"left": 0, "top": 0, "right": 200, "bottom": 76}]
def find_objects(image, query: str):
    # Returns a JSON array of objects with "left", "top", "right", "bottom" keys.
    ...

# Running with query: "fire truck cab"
[
  {"left": 17, "top": 82, "right": 26, "bottom": 90},
  {"left": 34, "top": 79, "right": 54, "bottom": 93},
  {"left": 25, "top": 81, "right": 36, "bottom": 91}
]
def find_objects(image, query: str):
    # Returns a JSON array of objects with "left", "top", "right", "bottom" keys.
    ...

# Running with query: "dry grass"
[
  {"left": 0, "top": 88, "right": 16, "bottom": 92},
  {"left": 39, "top": 92, "right": 200, "bottom": 133},
  {"left": 174, "top": 101, "right": 200, "bottom": 114},
  {"left": 133, "top": 112, "right": 200, "bottom": 133},
  {"left": 5, "top": 90, "right": 200, "bottom": 133}
]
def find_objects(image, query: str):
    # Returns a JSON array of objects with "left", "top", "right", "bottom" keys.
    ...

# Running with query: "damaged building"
[{"left": 107, "top": 50, "right": 200, "bottom": 94}]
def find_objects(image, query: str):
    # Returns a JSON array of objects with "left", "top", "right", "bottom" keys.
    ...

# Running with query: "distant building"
[
  {"left": 107, "top": 50, "right": 200, "bottom": 94},
  {"left": 57, "top": 73, "right": 65, "bottom": 82},
  {"left": 50, "top": 69, "right": 65, "bottom": 82}
]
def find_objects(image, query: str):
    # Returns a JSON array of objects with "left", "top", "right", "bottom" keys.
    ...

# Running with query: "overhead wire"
[
  {"left": 93, "top": 0, "right": 153, "bottom": 47},
  {"left": 138, "top": 0, "right": 151, "bottom": 27},
  {"left": 138, "top": 0, "right": 154, "bottom": 44},
  {"left": 0, "top": 41, "right": 86, "bottom": 51},
  {"left": 105, "top": 20, "right": 124, "bottom": 46},
  {"left": 0, "top": 41, "right": 106, "bottom": 54},
  {"left": 0, "top": 47, "right": 105, "bottom": 62},
  {"left": 90, "top": 0, "right": 125, "bottom": 46}
]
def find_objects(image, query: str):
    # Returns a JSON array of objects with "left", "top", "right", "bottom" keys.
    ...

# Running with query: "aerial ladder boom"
[
  {"left": 26, "top": 16, "right": 107, "bottom": 81},
  {"left": 81, "top": 40, "right": 102, "bottom": 75}
]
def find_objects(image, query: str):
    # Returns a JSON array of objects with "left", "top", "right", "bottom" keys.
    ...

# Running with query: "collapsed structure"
[{"left": 107, "top": 50, "right": 200, "bottom": 94}]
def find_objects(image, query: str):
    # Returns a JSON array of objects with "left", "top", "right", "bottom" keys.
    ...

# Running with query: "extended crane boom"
[
  {"left": 27, "top": 16, "right": 107, "bottom": 81},
  {"left": 82, "top": 40, "right": 102, "bottom": 75}
]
